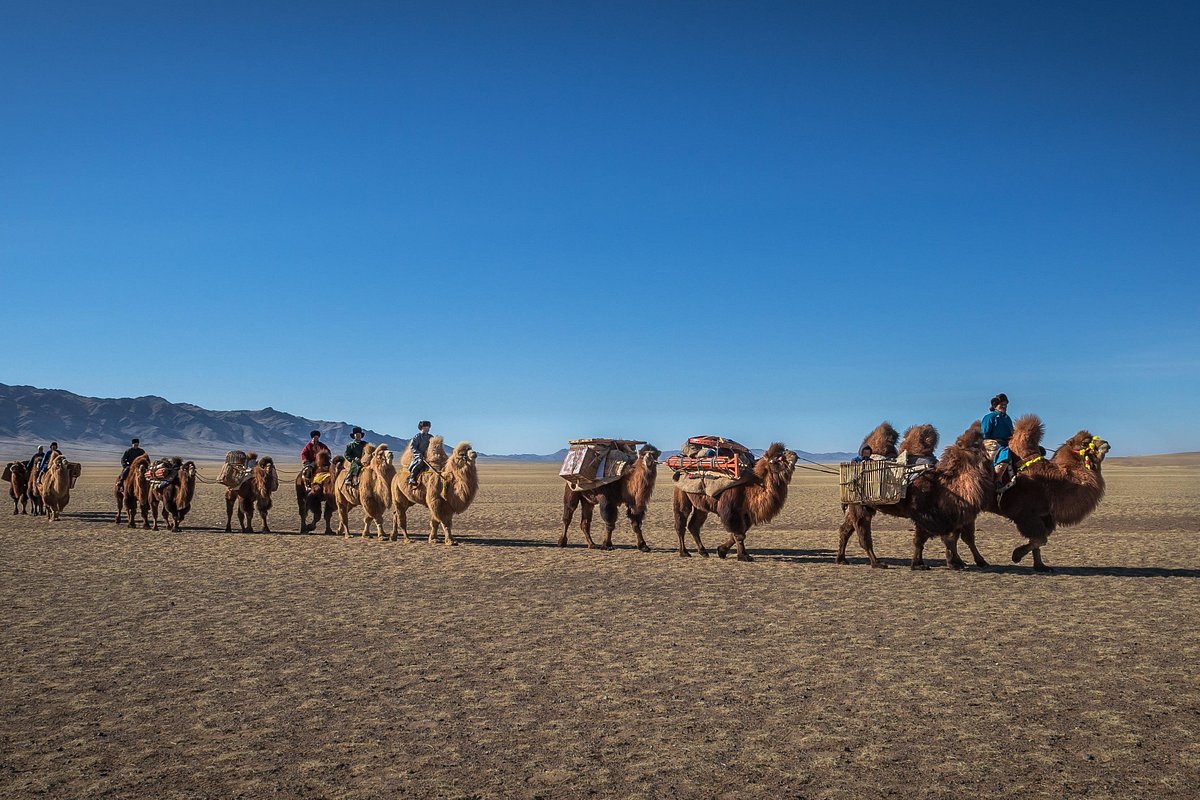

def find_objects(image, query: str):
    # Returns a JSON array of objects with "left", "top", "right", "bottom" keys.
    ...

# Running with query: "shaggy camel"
[
  {"left": 559, "top": 444, "right": 660, "bottom": 551},
  {"left": 149, "top": 458, "right": 197, "bottom": 531},
  {"left": 956, "top": 415, "right": 1110, "bottom": 572},
  {"left": 673, "top": 443, "right": 798, "bottom": 561},
  {"left": 38, "top": 454, "right": 75, "bottom": 522},
  {"left": 4, "top": 461, "right": 30, "bottom": 514},
  {"left": 114, "top": 453, "right": 153, "bottom": 528},
  {"left": 354, "top": 445, "right": 395, "bottom": 539},
  {"left": 334, "top": 443, "right": 378, "bottom": 538},
  {"left": 225, "top": 457, "right": 279, "bottom": 533},
  {"left": 836, "top": 422, "right": 992, "bottom": 569},
  {"left": 390, "top": 436, "right": 479, "bottom": 545},
  {"left": 296, "top": 452, "right": 344, "bottom": 534}
]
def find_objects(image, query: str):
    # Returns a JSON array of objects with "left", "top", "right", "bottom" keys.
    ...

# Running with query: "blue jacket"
[{"left": 982, "top": 411, "right": 1013, "bottom": 443}]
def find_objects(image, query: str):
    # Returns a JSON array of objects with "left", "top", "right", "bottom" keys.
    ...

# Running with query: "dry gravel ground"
[{"left": 2, "top": 461, "right": 1198, "bottom": 799}]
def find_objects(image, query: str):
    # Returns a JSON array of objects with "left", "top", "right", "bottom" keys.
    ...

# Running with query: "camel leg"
[
  {"left": 731, "top": 529, "right": 752, "bottom": 562},
  {"left": 323, "top": 502, "right": 334, "bottom": 535},
  {"left": 394, "top": 504, "right": 411, "bottom": 543},
  {"left": 910, "top": 530, "right": 930, "bottom": 570},
  {"left": 440, "top": 516, "right": 456, "bottom": 546},
  {"left": 1031, "top": 547, "right": 1053, "bottom": 572},
  {"left": 579, "top": 502, "right": 599, "bottom": 549},
  {"left": 1011, "top": 515, "right": 1050, "bottom": 570},
  {"left": 598, "top": 498, "right": 618, "bottom": 551},
  {"left": 560, "top": 488, "right": 580, "bottom": 547},
  {"left": 627, "top": 508, "right": 650, "bottom": 553},
  {"left": 259, "top": 507, "right": 271, "bottom": 534},
  {"left": 224, "top": 494, "right": 235, "bottom": 533},
  {"left": 140, "top": 501, "right": 150, "bottom": 529},
  {"left": 338, "top": 501, "right": 351, "bottom": 538},
  {"left": 836, "top": 513, "right": 854, "bottom": 564},
  {"left": 956, "top": 521, "right": 990, "bottom": 567},
  {"left": 150, "top": 497, "right": 160, "bottom": 531},
  {"left": 942, "top": 534, "right": 965, "bottom": 570},
  {"left": 687, "top": 509, "right": 710, "bottom": 557},
  {"left": 716, "top": 507, "right": 752, "bottom": 561},
  {"left": 672, "top": 492, "right": 691, "bottom": 556}
]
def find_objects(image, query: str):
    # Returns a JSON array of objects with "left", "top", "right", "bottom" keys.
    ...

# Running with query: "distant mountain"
[
  {"left": 0, "top": 383, "right": 858, "bottom": 464},
  {"left": 0, "top": 383, "right": 411, "bottom": 458}
]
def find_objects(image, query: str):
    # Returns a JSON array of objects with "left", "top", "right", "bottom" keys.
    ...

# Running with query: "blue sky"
[{"left": 2, "top": 1, "right": 1197, "bottom": 455}]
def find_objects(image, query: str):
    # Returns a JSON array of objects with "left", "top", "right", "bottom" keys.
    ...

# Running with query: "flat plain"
[{"left": 2, "top": 460, "right": 1198, "bottom": 799}]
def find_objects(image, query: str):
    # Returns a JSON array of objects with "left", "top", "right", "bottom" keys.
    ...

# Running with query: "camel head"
[
  {"left": 638, "top": 444, "right": 661, "bottom": 477},
  {"left": 1064, "top": 431, "right": 1110, "bottom": 468},
  {"left": 255, "top": 457, "right": 276, "bottom": 491},
  {"left": 316, "top": 450, "right": 332, "bottom": 469},
  {"left": 760, "top": 443, "right": 797, "bottom": 481},
  {"left": 450, "top": 442, "right": 477, "bottom": 469}
]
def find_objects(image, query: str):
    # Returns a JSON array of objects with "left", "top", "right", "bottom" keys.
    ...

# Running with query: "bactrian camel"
[{"left": 391, "top": 436, "right": 480, "bottom": 545}]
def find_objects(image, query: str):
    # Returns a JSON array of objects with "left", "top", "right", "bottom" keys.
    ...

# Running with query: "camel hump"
[
  {"left": 900, "top": 424, "right": 939, "bottom": 458},
  {"left": 1010, "top": 414, "right": 1045, "bottom": 458},
  {"left": 426, "top": 436, "right": 447, "bottom": 469},
  {"left": 863, "top": 422, "right": 899, "bottom": 459}
]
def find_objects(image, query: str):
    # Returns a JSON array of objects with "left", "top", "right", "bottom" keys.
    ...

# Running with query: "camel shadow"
[
  {"left": 463, "top": 535, "right": 580, "bottom": 550},
  {"left": 977, "top": 563, "right": 1200, "bottom": 579}
]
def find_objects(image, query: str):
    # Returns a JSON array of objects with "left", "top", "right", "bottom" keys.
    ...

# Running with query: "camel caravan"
[{"left": 2, "top": 395, "right": 1113, "bottom": 571}]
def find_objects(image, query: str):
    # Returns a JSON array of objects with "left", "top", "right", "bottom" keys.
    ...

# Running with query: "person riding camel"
[
  {"left": 117, "top": 437, "right": 146, "bottom": 491},
  {"left": 344, "top": 427, "right": 368, "bottom": 487},
  {"left": 982, "top": 392, "right": 1015, "bottom": 485},
  {"left": 37, "top": 442, "right": 61, "bottom": 477},
  {"left": 300, "top": 430, "right": 331, "bottom": 485},
  {"left": 407, "top": 421, "right": 433, "bottom": 486}
]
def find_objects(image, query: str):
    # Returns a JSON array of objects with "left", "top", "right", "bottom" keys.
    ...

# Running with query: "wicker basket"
[{"left": 839, "top": 460, "right": 909, "bottom": 505}]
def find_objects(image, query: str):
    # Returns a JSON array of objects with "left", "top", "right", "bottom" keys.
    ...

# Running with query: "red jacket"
[{"left": 301, "top": 441, "right": 331, "bottom": 463}]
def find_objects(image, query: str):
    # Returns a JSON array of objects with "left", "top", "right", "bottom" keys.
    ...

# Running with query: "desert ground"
[{"left": 2, "top": 459, "right": 1198, "bottom": 799}]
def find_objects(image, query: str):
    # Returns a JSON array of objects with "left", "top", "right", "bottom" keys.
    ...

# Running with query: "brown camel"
[
  {"left": 836, "top": 421, "right": 992, "bottom": 570},
  {"left": 673, "top": 443, "right": 798, "bottom": 561},
  {"left": 225, "top": 456, "right": 279, "bottom": 533},
  {"left": 956, "top": 415, "right": 1109, "bottom": 572},
  {"left": 559, "top": 444, "right": 660, "bottom": 551},
  {"left": 38, "top": 454, "right": 75, "bottom": 522},
  {"left": 296, "top": 452, "right": 344, "bottom": 534},
  {"left": 114, "top": 453, "right": 153, "bottom": 528},
  {"left": 149, "top": 458, "right": 197, "bottom": 531},
  {"left": 391, "top": 437, "right": 479, "bottom": 545},
  {"left": 355, "top": 445, "right": 395, "bottom": 539},
  {"left": 334, "top": 443, "right": 376, "bottom": 538},
  {"left": 4, "top": 461, "right": 30, "bottom": 514}
]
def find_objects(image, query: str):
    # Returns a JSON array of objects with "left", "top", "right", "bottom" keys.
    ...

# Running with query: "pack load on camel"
[
  {"left": 145, "top": 457, "right": 182, "bottom": 489},
  {"left": 217, "top": 450, "right": 256, "bottom": 488},
  {"left": 665, "top": 436, "right": 756, "bottom": 497},
  {"left": 838, "top": 424, "right": 938, "bottom": 505},
  {"left": 559, "top": 439, "right": 645, "bottom": 492}
]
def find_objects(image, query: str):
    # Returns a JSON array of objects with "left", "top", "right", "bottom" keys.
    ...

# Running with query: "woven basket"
[{"left": 839, "top": 460, "right": 908, "bottom": 505}]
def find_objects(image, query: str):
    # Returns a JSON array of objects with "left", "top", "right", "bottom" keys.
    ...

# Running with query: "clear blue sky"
[{"left": 2, "top": 1, "right": 1197, "bottom": 455}]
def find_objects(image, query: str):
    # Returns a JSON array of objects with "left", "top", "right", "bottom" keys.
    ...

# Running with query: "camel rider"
[
  {"left": 344, "top": 427, "right": 368, "bottom": 486},
  {"left": 851, "top": 445, "right": 873, "bottom": 463},
  {"left": 28, "top": 445, "right": 44, "bottom": 476},
  {"left": 37, "top": 442, "right": 61, "bottom": 477},
  {"left": 118, "top": 438, "right": 146, "bottom": 488},
  {"left": 982, "top": 393, "right": 1015, "bottom": 483},
  {"left": 301, "top": 430, "right": 331, "bottom": 484},
  {"left": 407, "top": 421, "right": 433, "bottom": 486}
]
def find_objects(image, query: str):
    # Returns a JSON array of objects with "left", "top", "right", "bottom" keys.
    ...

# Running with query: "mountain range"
[{"left": 0, "top": 383, "right": 854, "bottom": 463}]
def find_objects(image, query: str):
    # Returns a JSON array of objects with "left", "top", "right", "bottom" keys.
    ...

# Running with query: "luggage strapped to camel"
[
  {"left": 559, "top": 438, "right": 644, "bottom": 492},
  {"left": 838, "top": 450, "right": 935, "bottom": 505},
  {"left": 217, "top": 451, "right": 253, "bottom": 488},
  {"left": 666, "top": 436, "right": 756, "bottom": 497}
]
